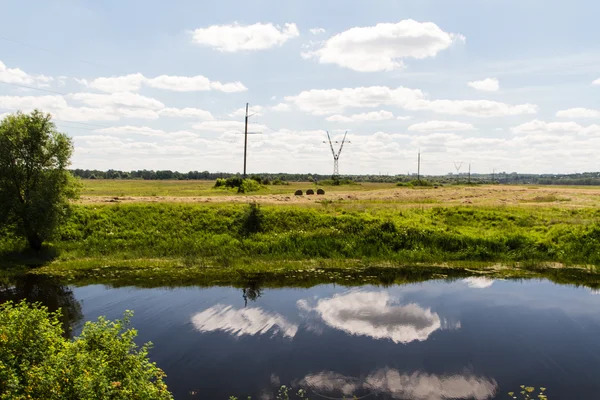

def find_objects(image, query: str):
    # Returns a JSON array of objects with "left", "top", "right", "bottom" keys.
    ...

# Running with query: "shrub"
[
  {"left": 0, "top": 301, "right": 173, "bottom": 400},
  {"left": 238, "top": 179, "right": 262, "bottom": 193}
]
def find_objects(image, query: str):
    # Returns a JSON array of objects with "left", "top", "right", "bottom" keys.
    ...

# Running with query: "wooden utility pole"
[
  {"left": 468, "top": 163, "right": 471, "bottom": 184},
  {"left": 243, "top": 103, "right": 249, "bottom": 178},
  {"left": 417, "top": 150, "right": 421, "bottom": 182}
]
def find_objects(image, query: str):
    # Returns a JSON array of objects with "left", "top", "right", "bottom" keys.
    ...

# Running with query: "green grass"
[
  {"left": 2, "top": 202, "right": 600, "bottom": 288},
  {"left": 79, "top": 179, "right": 395, "bottom": 197}
]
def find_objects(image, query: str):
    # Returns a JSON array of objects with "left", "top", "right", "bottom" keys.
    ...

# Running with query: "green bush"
[{"left": 0, "top": 301, "right": 172, "bottom": 400}]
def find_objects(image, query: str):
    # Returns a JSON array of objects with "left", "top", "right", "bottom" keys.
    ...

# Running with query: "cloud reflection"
[
  {"left": 298, "top": 291, "right": 453, "bottom": 344},
  {"left": 191, "top": 305, "right": 298, "bottom": 338},
  {"left": 463, "top": 277, "right": 495, "bottom": 289},
  {"left": 301, "top": 369, "right": 497, "bottom": 400}
]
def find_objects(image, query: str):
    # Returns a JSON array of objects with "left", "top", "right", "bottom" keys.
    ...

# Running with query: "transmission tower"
[
  {"left": 453, "top": 161, "right": 463, "bottom": 183},
  {"left": 324, "top": 131, "right": 350, "bottom": 178}
]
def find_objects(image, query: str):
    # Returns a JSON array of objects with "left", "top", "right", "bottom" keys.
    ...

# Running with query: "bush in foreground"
[{"left": 0, "top": 301, "right": 172, "bottom": 400}]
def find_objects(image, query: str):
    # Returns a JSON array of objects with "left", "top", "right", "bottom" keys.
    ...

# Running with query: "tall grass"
[{"left": 3, "top": 203, "right": 600, "bottom": 267}]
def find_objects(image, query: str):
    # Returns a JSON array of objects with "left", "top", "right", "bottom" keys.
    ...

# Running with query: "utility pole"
[
  {"left": 453, "top": 161, "right": 463, "bottom": 184},
  {"left": 324, "top": 131, "right": 350, "bottom": 178},
  {"left": 468, "top": 163, "right": 471, "bottom": 184},
  {"left": 417, "top": 150, "right": 421, "bottom": 182},
  {"left": 491, "top": 168, "right": 496, "bottom": 184},
  {"left": 243, "top": 103, "right": 249, "bottom": 178},
  {"left": 241, "top": 103, "right": 262, "bottom": 178}
]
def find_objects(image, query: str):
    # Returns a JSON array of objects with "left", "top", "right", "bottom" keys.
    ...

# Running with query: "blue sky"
[{"left": 1, "top": 0, "right": 599, "bottom": 175}]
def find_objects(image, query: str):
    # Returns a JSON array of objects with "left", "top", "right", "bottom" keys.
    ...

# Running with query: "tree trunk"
[{"left": 27, "top": 232, "right": 43, "bottom": 251}]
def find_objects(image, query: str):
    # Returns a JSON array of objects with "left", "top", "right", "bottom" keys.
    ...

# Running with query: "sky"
[{"left": 0, "top": 0, "right": 599, "bottom": 176}]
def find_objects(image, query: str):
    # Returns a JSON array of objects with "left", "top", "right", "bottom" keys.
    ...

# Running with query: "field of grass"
[{"left": 2, "top": 197, "right": 600, "bottom": 288}]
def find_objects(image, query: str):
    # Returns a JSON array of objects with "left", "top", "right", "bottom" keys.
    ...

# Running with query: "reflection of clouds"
[
  {"left": 463, "top": 277, "right": 495, "bottom": 289},
  {"left": 301, "top": 369, "right": 497, "bottom": 400},
  {"left": 191, "top": 305, "right": 298, "bottom": 338},
  {"left": 298, "top": 291, "right": 454, "bottom": 344}
]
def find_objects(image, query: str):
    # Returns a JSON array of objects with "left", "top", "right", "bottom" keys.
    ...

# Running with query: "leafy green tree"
[
  {"left": 0, "top": 301, "right": 173, "bottom": 400},
  {"left": 0, "top": 110, "right": 79, "bottom": 250}
]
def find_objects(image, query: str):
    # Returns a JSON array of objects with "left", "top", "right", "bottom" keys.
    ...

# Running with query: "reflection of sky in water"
[
  {"left": 71, "top": 279, "right": 600, "bottom": 399},
  {"left": 191, "top": 304, "right": 298, "bottom": 338},
  {"left": 301, "top": 369, "right": 497, "bottom": 400},
  {"left": 298, "top": 290, "right": 456, "bottom": 344},
  {"left": 462, "top": 277, "right": 495, "bottom": 289}
]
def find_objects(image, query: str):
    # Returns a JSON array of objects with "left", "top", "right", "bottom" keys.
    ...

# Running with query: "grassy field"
[{"left": 3, "top": 180, "right": 600, "bottom": 288}]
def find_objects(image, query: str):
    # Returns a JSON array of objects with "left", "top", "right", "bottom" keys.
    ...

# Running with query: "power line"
[
  {"left": 0, "top": 80, "right": 67, "bottom": 95},
  {"left": 0, "top": 35, "right": 122, "bottom": 74}
]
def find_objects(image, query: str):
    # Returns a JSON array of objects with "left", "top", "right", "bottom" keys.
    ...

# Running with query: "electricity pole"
[
  {"left": 243, "top": 103, "right": 249, "bottom": 178},
  {"left": 468, "top": 163, "right": 471, "bottom": 184},
  {"left": 242, "top": 103, "right": 262, "bottom": 178},
  {"left": 417, "top": 150, "right": 421, "bottom": 182}
]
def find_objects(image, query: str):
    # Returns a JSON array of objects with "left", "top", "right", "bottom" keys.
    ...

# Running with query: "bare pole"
[
  {"left": 468, "top": 163, "right": 471, "bottom": 184},
  {"left": 243, "top": 102, "right": 249, "bottom": 178},
  {"left": 417, "top": 149, "right": 421, "bottom": 182}
]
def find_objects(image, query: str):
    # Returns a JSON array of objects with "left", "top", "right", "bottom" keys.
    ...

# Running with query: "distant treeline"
[{"left": 70, "top": 169, "right": 600, "bottom": 185}]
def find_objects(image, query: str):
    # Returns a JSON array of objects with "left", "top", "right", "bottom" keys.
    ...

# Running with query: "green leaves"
[
  {"left": 0, "top": 301, "right": 173, "bottom": 399},
  {"left": 0, "top": 110, "right": 78, "bottom": 250}
]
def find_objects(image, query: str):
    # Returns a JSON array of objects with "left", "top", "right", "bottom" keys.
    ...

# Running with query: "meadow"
[{"left": 3, "top": 179, "right": 600, "bottom": 288}]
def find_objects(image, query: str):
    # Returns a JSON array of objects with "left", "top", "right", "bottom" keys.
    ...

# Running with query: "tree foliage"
[
  {"left": 0, "top": 110, "right": 79, "bottom": 250},
  {"left": 0, "top": 301, "right": 173, "bottom": 400}
]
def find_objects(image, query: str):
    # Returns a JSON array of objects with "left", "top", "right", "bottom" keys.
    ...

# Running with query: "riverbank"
[{"left": 2, "top": 200, "right": 600, "bottom": 288}]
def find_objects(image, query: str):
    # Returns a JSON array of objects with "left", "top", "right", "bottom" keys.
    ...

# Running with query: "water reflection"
[
  {"left": 462, "top": 277, "right": 496, "bottom": 289},
  {"left": 0, "top": 274, "right": 83, "bottom": 336},
  {"left": 298, "top": 291, "right": 455, "bottom": 343},
  {"left": 301, "top": 369, "right": 497, "bottom": 400},
  {"left": 191, "top": 305, "right": 298, "bottom": 338}
]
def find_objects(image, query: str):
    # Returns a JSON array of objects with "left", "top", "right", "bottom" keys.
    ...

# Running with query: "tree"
[{"left": 0, "top": 110, "right": 78, "bottom": 250}]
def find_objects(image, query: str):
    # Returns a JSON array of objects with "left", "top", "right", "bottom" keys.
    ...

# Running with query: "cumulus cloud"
[
  {"left": 309, "top": 27, "right": 326, "bottom": 35},
  {"left": 326, "top": 110, "right": 394, "bottom": 123},
  {"left": 69, "top": 92, "right": 165, "bottom": 110},
  {"left": 193, "top": 120, "right": 268, "bottom": 134},
  {"left": 191, "top": 305, "right": 298, "bottom": 338},
  {"left": 0, "top": 60, "right": 53, "bottom": 87},
  {"left": 95, "top": 125, "right": 167, "bottom": 137},
  {"left": 229, "top": 105, "right": 264, "bottom": 118},
  {"left": 158, "top": 107, "right": 214, "bottom": 119},
  {"left": 78, "top": 73, "right": 247, "bottom": 93},
  {"left": 463, "top": 277, "right": 495, "bottom": 289},
  {"left": 191, "top": 22, "right": 299, "bottom": 52},
  {"left": 593, "top": 78, "right": 600, "bottom": 85},
  {"left": 285, "top": 86, "right": 425, "bottom": 115},
  {"left": 298, "top": 291, "right": 453, "bottom": 344},
  {"left": 271, "top": 103, "right": 291, "bottom": 112},
  {"left": 300, "top": 369, "right": 497, "bottom": 400},
  {"left": 512, "top": 120, "right": 600, "bottom": 136},
  {"left": 556, "top": 108, "right": 600, "bottom": 118},
  {"left": 408, "top": 120, "right": 475, "bottom": 132},
  {"left": 303, "top": 20, "right": 464, "bottom": 72},
  {"left": 468, "top": 78, "right": 500, "bottom": 92},
  {"left": 406, "top": 99, "right": 538, "bottom": 117}
]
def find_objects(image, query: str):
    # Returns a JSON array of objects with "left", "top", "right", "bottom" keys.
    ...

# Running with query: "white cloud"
[
  {"left": 285, "top": 86, "right": 425, "bottom": 115},
  {"left": 191, "top": 22, "right": 299, "bottom": 52},
  {"left": 95, "top": 125, "right": 166, "bottom": 137},
  {"left": 407, "top": 99, "right": 538, "bottom": 117},
  {"left": 463, "top": 277, "right": 495, "bottom": 289},
  {"left": 299, "top": 291, "right": 450, "bottom": 344},
  {"left": 86, "top": 73, "right": 146, "bottom": 92},
  {"left": 309, "top": 27, "right": 326, "bottom": 35},
  {"left": 303, "top": 20, "right": 464, "bottom": 72},
  {"left": 69, "top": 92, "right": 165, "bottom": 110},
  {"left": 593, "top": 78, "right": 600, "bottom": 85},
  {"left": 0, "top": 95, "right": 68, "bottom": 111},
  {"left": 159, "top": 107, "right": 214, "bottom": 119},
  {"left": 78, "top": 73, "right": 247, "bottom": 93},
  {"left": 193, "top": 120, "right": 268, "bottom": 134},
  {"left": 408, "top": 120, "right": 475, "bottom": 132},
  {"left": 191, "top": 305, "right": 298, "bottom": 338},
  {"left": 396, "top": 116, "right": 412, "bottom": 120},
  {"left": 468, "top": 78, "right": 500, "bottom": 92},
  {"left": 56, "top": 107, "right": 121, "bottom": 122},
  {"left": 512, "top": 119, "right": 600, "bottom": 136},
  {"left": 271, "top": 103, "right": 291, "bottom": 112},
  {"left": 229, "top": 105, "right": 264, "bottom": 118},
  {"left": 556, "top": 108, "right": 600, "bottom": 118},
  {"left": 326, "top": 110, "right": 395, "bottom": 123},
  {"left": 301, "top": 369, "right": 497, "bottom": 400},
  {"left": 0, "top": 60, "right": 53, "bottom": 87}
]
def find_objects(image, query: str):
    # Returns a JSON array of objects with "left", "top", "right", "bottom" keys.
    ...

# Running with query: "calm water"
[{"left": 5, "top": 277, "right": 600, "bottom": 399}]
